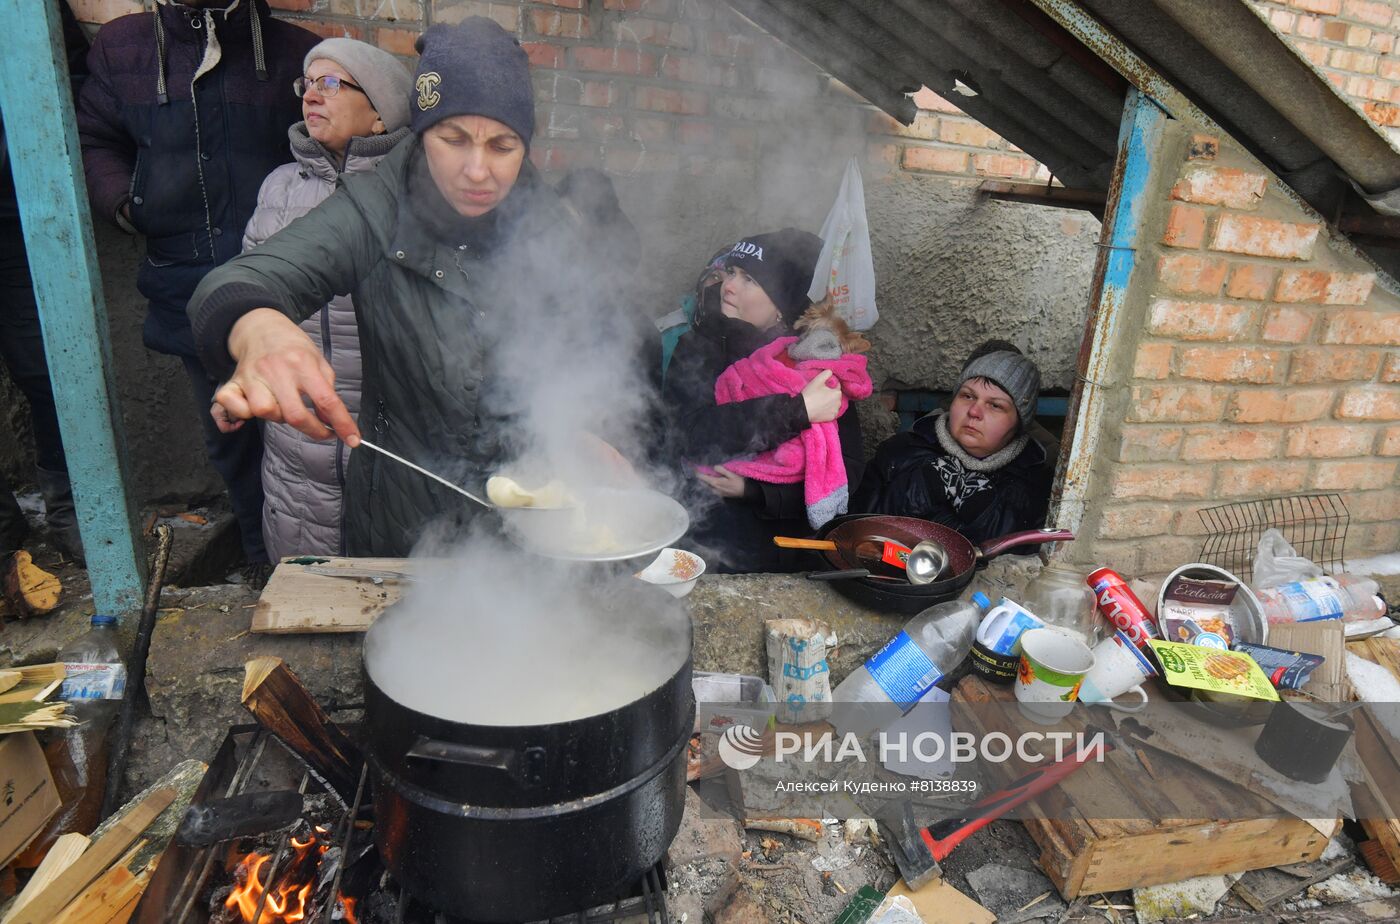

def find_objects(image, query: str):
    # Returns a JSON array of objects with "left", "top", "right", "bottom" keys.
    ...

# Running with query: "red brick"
[
  {"left": 1270, "top": 8, "right": 1297, "bottom": 32},
  {"left": 1382, "top": 59, "right": 1400, "bottom": 81},
  {"left": 1188, "top": 134, "right": 1219, "bottom": 159},
  {"left": 1134, "top": 342, "right": 1173, "bottom": 380},
  {"left": 1330, "top": 48, "right": 1379, "bottom": 72},
  {"left": 1324, "top": 19, "right": 1351, "bottom": 40},
  {"left": 375, "top": 27, "right": 420, "bottom": 56},
  {"left": 537, "top": 0, "right": 585, "bottom": 7},
  {"left": 530, "top": 142, "right": 596, "bottom": 172},
  {"left": 676, "top": 119, "right": 714, "bottom": 146},
  {"left": 659, "top": 53, "right": 732, "bottom": 86},
  {"left": 1380, "top": 425, "right": 1400, "bottom": 454},
  {"left": 1289, "top": 347, "right": 1384, "bottom": 383},
  {"left": 282, "top": 18, "right": 364, "bottom": 40},
  {"left": 1210, "top": 214, "right": 1320, "bottom": 260},
  {"left": 912, "top": 86, "right": 963, "bottom": 113},
  {"left": 1319, "top": 308, "right": 1400, "bottom": 344},
  {"left": 587, "top": 114, "right": 625, "bottom": 140},
  {"left": 1286, "top": 424, "right": 1379, "bottom": 457},
  {"left": 1337, "top": 385, "right": 1400, "bottom": 419},
  {"left": 1176, "top": 346, "right": 1286, "bottom": 384},
  {"left": 1116, "top": 426, "right": 1184, "bottom": 462},
  {"left": 435, "top": 1, "right": 517, "bottom": 30},
  {"left": 1343, "top": 0, "right": 1394, "bottom": 25},
  {"left": 579, "top": 80, "right": 616, "bottom": 107},
  {"left": 1347, "top": 25, "right": 1375, "bottom": 47},
  {"left": 1180, "top": 427, "right": 1284, "bottom": 461},
  {"left": 1363, "top": 101, "right": 1400, "bottom": 126},
  {"left": 613, "top": 18, "right": 693, "bottom": 48},
  {"left": 1296, "top": 13, "right": 1325, "bottom": 37},
  {"left": 1127, "top": 385, "right": 1230, "bottom": 423},
  {"left": 1372, "top": 32, "right": 1396, "bottom": 53},
  {"left": 1349, "top": 75, "right": 1395, "bottom": 101},
  {"left": 1110, "top": 466, "right": 1216, "bottom": 501},
  {"left": 1290, "top": 0, "right": 1340, "bottom": 13},
  {"left": 1385, "top": 353, "right": 1400, "bottom": 382},
  {"left": 1098, "top": 504, "right": 1176, "bottom": 539},
  {"left": 1295, "top": 39, "right": 1330, "bottom": 65},
  {"left": 704, "top": 30, "right": 756, "bottom": 58},
  {"left": 1158, "top": 253, "right": 1229, "bottom": 296},
  {"left": 1312, "top": 459, "right": 1398, "bottom": 490},
  {"left": 1171, "top": 166, "right": 1268, "bottom": 209},
  {"left": 1227, "top": 389, "right": 1333, "bottom": 423},
  {"left": 630, "top": 117, "right": 671, "bottom": 144},
  {"left": 265, "top": 0, "right": 314, "bottom": 9},
  {"left": 1162, "top": 203, "right": 1208, "bottom": 248},
  {"left": 1275, "top": 270, "right": 1376, "bottom": 305},
  {"left": 866, "top": 141, "right": 900, "bottom": 170},
  {"left": 632, "top": 85, "right": 707, "bottom": 115},
  {"left": 939, "top": 119, "right": 1001, "bottom": 148},
  {"left": 603, "top": 145, "right": 678, "bottom": 174},
  {"left": 1147, "top": 299, "right": 1255, "bottom": 341},
  {"left": 605, "top": 0, "right": 675, "bottom": 10},
  {"left": 1261, "top": 306, "right": 1316, "bottom": 343},
  {"left": 902, "top": 147, "right": 969, "bottom": 175},
  {"left": 1212, "top": 461, "right": 1310, "bottom": 497},
  {"left": 572, "top": 46, "right": 657, "bottom": 75},
  {"left": 1226, "top": 264, "right": 1277, "bottom": 300},
  {"left": 521, "top": 42, "right": 564, "bottom": 69},
  {"left": 530, "top": 9, "right": 590, "bottom": 38},
  {"left": 329, "top": 0, "right": 423, "bottom": 18},
  {"left": 972, "top": 153, "right": 1039, "bottom": 180}
]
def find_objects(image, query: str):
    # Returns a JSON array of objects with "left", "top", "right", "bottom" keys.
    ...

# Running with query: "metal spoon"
[
  {"left": 905, "top": 540, "right": 950, "bottom": 585},
  {"left": 352, "top": 438, "right": 569, "bottom": 511}
]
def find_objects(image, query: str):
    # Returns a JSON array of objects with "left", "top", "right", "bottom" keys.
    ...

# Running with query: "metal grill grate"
[{"left": 1196, "top": 493, "right": 1349, "bottom": 584}]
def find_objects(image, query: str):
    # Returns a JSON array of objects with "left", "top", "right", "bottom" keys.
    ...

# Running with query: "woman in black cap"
[
  {"left": 662, "top": 229, "right": 866, "bottom": 573},
  {"left": 853, "top": 342, "right": 1055, "bottom": 545},
  {"left": 185, "top": 17, "right": 615, "bottom": 556}
]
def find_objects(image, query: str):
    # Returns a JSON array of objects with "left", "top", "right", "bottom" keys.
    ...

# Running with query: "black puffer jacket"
[
  {"left": 189, "top": 138, "right": 591, "bottom": 556},
  {"left": 663, "top": 312, "right": 864, "bottom": 573},
  {"left": 853, "top": 411, "right": 1053, "bottom": 546},
  {"left": 77, "top": 0, "right": 315, "bottom": 355}
]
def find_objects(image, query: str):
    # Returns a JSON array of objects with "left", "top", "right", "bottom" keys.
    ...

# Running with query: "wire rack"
[{"left": 1196, "top": 494, "right": 1349, "bottom": 584}]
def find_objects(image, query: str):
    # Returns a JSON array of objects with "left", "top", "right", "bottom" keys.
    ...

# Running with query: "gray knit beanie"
[
  {"left": 411, "top": 17, "right": 535, "bottom": 147},
  {"left": 959, "top": 350, "right": 1041, "bottom": 431},
  {"left": 304, "top": 39, "right": 412, "bottom": 134}
]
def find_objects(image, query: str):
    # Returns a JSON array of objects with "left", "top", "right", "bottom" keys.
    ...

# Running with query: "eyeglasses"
[{"left": 294, "top": 74, "right": 367, "bottom": 98}]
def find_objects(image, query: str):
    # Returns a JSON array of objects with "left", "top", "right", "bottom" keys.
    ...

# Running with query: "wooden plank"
[
  {"left": 1270, "top": 621, "right": 1349, "bottom": 702},
  {"left": 251, "top": 558, "right": 412, "bottom": 633},
  {"left": 242, "top": 659, "right": 361, "bottom": 802},
  {"left": 7, "top": 789, "right": 174, "bottom": 924},
  {"left": 51, "top": 864, "right": 138, "bottom": 924},
  {"left": 1, "top": 833, "right": 89, "bottom": 924}
]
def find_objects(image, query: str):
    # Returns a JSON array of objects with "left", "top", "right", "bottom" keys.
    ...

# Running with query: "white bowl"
[{"left": 636, "top": 548, "right": 706, "bottom": 598}]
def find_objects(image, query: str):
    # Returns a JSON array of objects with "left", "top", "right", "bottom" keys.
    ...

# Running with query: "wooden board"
[
  {"left": 1269, "top": 620, "right": 1349, "bottom": 702},
  {"left": 885, "top": 878, "right": 995, "bottom": 924},
  {"left": 1346, "top": 638, "right": 1400, "bottom": 880},
  {"left": 952, "top": 676, "right": 1330, "bottom": 899},
  {"left": 250, "top": 558, "right": 411, "bottom": 634}
]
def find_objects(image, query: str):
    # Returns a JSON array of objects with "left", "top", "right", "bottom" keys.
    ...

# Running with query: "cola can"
[{"left": 1086, "top": 567, "right": 1160, "bottom": 649}]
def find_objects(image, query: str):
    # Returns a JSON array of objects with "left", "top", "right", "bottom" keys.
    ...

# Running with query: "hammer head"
[{"left": 876, "top": 801, "right": 942, "bottom": 891}]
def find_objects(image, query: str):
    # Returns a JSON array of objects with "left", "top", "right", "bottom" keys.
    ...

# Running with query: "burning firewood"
[
  {"left": 2, "top": 551, "right": 62, "bottom": 618},
  {"left": 242, "top": 658, "right": 362, "bottom": 805}
]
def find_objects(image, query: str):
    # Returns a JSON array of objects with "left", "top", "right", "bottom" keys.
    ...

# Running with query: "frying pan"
[{"left": 810, "top": 515, "right": 1074, "bottom": 614}]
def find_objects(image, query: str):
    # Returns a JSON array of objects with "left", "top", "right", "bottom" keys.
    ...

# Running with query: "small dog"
[{"left": 790, "top": 293, "right": 871, "bottom": 360}]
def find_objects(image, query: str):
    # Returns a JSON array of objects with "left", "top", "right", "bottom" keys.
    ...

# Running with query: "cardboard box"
[{"left": 0, "top": 732, "right": 60, "bottom": 868}]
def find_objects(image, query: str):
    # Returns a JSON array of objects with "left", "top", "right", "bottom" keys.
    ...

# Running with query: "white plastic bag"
[
  {"left": 1253, "top": 528, "right": 1324, "bottom": 590},
  {"left": 808, "top": 158, "right": 879, "bottom": 330}
]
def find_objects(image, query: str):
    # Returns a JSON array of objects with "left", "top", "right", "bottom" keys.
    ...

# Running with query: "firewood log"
[
  {"left": 241, "top": 658, "right": 361, "bottom": 803},
  {"left": 2, "top": 552, "right": 61, "bottom": 618}
]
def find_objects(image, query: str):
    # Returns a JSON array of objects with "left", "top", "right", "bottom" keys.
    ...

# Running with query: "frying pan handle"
[
  {"left": 808, "top": 569, "right": 871, "bottom": 581},
  {"left": 978, "top": 529, "right": 1075, "bottom": 558},
  {"left": 407, "top": 737, "right": 547, "bottom": 787},
  {"left": 773, "top": 537, "right": 838, "bottom": 551}
]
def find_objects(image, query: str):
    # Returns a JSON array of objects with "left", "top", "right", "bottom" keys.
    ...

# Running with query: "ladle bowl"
[{"left": 905, "top": 539, "right": 950, "bottom": 585}]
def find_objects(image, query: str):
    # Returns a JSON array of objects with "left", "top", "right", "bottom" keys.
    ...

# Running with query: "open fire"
[{"left": 221, "top": 826, "right": 357, "bottom": 924}]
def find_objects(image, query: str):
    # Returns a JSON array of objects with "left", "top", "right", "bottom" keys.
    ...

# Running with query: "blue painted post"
[
  {"left": 0, "top": 1, "right": 145, "bottom": 615},
  {"left": 1052, "top": 87, "right": 1169, "bottom": 535}
]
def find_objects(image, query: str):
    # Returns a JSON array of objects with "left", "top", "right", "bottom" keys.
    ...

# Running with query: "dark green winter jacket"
[{"left": 189, "top": 136, "right": 586, "bottom": 556}]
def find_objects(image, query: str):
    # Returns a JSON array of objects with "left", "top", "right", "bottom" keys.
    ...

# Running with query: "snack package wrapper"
[
  {"left": 1160, "top": 576, "right": 1238, "bottom": 647},
  {"left": 1232, "top": 642, "right": 1325, "bottom": 691},
  {"left": 1147, "top": 639, "right": 1280, "bottom": 701},
  {"left": 765, "top": 617, "right": 834, "bottom": 724}
]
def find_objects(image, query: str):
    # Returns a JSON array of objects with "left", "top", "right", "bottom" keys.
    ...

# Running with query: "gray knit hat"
[
  {"left": 959, "top": 350, "right": 1041, "bottom": 431},
  {"left": 304, "top": 39, "right": 413, "bottom": 133},
  {"left": 411, "top": 17, "right": 535, "bottom": 146}
]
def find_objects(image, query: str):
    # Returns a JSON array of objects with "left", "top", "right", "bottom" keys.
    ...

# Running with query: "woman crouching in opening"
[
  {"left": 662, "top": 228, "right": 871, "bottom": 573},
  {"left": 853, "top": 343, "right": 1054, "bottom": 545}
]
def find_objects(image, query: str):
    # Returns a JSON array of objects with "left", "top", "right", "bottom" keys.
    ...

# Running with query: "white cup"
[
  {"left": 1015, "top": 629, "right": 1095, "bottom": 725},
  {"left": 1078, "top": 629, "right": 1158, "bottom": 712}
]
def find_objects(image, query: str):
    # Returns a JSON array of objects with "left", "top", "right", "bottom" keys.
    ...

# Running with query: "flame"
[{"left": 224, "top": 827, "right": 357, "bottom": 923}]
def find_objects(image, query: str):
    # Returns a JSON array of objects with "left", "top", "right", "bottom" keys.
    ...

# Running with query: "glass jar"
[{"left": 1022, "top": 564, "right": 1104, "bottom": 647}]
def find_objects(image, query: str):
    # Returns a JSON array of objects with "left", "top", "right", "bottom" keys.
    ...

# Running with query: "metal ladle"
[
  {"left": 352, "top": 437, "right": 570, "bottom": 512},
  {"left": 904, "top": 539, "right": 950, "bottom": 585}
]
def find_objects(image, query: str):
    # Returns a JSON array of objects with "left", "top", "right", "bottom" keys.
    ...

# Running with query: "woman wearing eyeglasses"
[
  {"left": 214, "top": 40, "right": 410, "bottom": 561},
  {"left": 187, "top": 18, "right": 617, "bottom": 557}
]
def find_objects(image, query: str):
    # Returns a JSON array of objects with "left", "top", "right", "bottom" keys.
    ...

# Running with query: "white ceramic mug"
[
  {"left": 1078, "top": 629, "right": 1158, "bottom": 712},
  {"left": 1015, "top": 628, "right": 1095, "bottom": 725}
]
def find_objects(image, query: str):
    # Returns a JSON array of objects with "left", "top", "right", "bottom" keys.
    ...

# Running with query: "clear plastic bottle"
[
  {"left": 1022, "top": 564, "right": 1103, "bottom": 647},
  {"left": 18, "top": 615, "right": 126, "bottom": 866},
  {"left": 1255, "top": 575, "right": 1387, "bottom": 624},
  {"left": 831, "top": 597, "right": 981, "bottom": 735}
]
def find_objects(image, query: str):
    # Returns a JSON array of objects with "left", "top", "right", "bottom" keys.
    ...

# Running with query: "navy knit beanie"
[
  {"left": 411, "top": 17, "right": 535, "bottom": 147},
  {"left": 723, "top": 228, "right": 823, "bottom": 327}
]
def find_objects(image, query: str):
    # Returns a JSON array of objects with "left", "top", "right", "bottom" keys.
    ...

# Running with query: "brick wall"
[
  {"left": 1077, "top": 127, "right": 1400, "bottom": 574},
  {"left": 1250, "top": 0, "right": 1400, "bottom": 139}
]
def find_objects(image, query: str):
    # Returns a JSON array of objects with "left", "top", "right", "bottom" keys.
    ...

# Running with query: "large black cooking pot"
[{"left": 363, "top": 577, "right": 694, "bottom": 922}]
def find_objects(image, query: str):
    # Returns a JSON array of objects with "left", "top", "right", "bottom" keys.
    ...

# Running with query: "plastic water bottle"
[
  {"left": 1255, "top": 576, "right": 1387, "bottom": 624},
  {"left": 831, "top": 598, "right": 981, "bottom": 736},
  {"left": 25, "top": 616, "right": 127, "bottom": 861}
]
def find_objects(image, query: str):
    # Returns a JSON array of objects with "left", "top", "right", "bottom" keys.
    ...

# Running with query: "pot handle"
[
  {"left": 978, "top": 529, "right": 1075, "bottom": 559},
  {"left": 406, "top": 737, "right": 547, "bottom": 787}
]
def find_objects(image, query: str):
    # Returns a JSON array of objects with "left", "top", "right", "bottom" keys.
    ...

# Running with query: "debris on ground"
[{"left": 1133, "top": 873, "right": 1238, "bottom": 923}]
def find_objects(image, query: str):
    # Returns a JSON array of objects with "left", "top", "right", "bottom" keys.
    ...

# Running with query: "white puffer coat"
[{"left": 243, "top": 122, "right": 410, "bottom": 559}]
